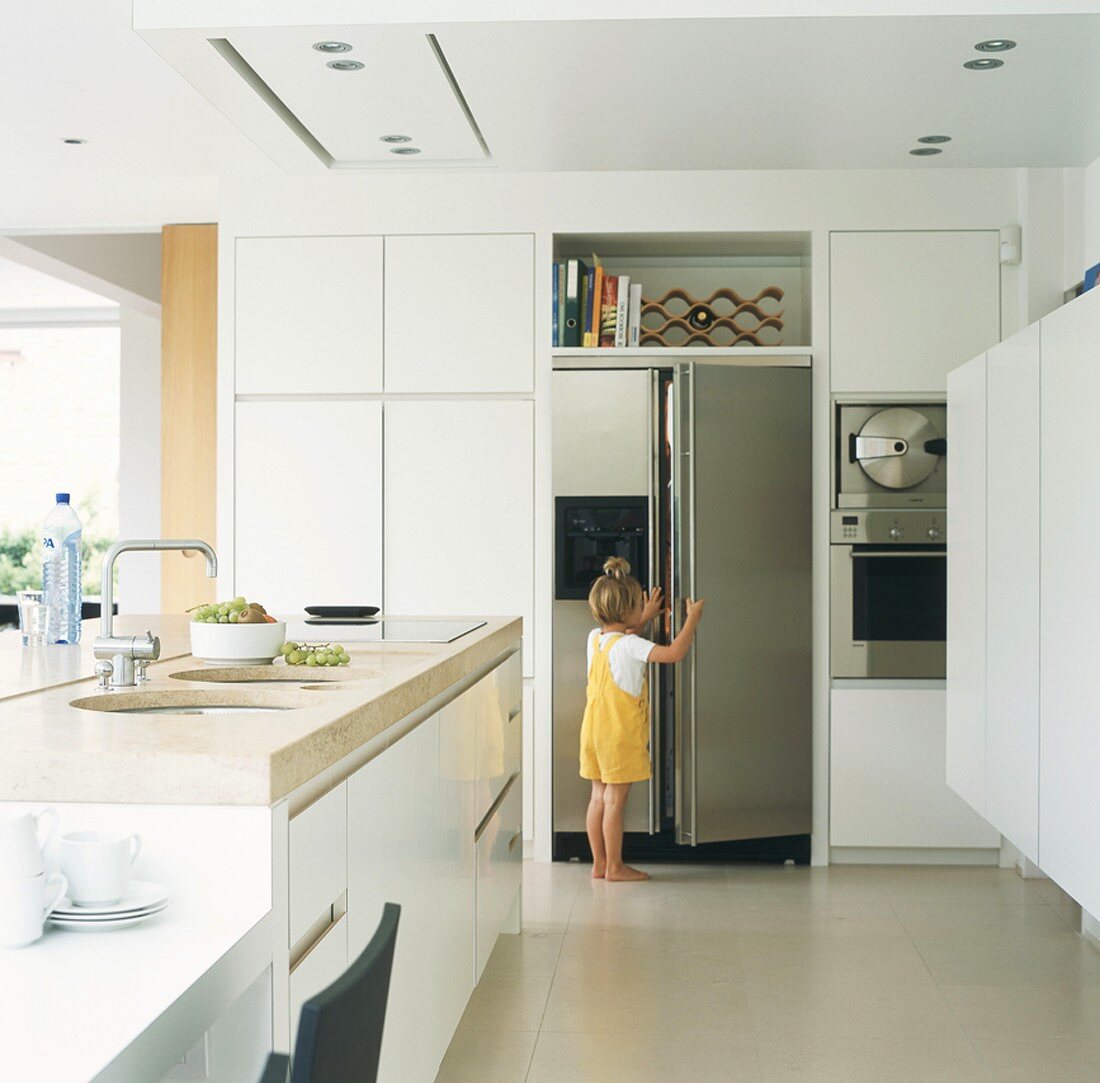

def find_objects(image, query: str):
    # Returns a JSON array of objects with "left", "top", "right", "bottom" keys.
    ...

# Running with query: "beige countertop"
[{"left": 0, "top": 615, "right": 521, "bottom": 806}]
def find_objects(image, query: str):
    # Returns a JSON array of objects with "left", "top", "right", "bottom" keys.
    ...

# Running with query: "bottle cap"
[{"left": 55, "top": 492, "right": 70, "bottom": 504}]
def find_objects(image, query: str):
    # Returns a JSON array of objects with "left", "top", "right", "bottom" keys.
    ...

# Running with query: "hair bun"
[{"left": 603, "top": 556, "right": 631, "bottom": 579}]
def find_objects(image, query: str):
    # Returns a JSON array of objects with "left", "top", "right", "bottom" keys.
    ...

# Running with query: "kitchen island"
[{"left": 0, "top": 615, "right": 523, "bottom": 1083}]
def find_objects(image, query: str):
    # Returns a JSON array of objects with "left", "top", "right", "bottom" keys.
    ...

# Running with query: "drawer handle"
[
  {"left": 508, "top": 831, "right": 522, "bottom": 854},
  {"left": 475, "top": 771, "right": 519, "bottom": 843},
  {"left": 290, "top": 907, "right": 345, "bottom": 972}
]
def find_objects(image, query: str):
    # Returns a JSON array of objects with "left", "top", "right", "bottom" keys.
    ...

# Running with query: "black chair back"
[{"left": 291, "top": 903, "right": 401, "bottom": 1083}]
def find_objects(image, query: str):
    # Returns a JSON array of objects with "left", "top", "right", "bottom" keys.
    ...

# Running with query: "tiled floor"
[{"left": 436, "top": 861, "right": 1100, "bottom": 1081}]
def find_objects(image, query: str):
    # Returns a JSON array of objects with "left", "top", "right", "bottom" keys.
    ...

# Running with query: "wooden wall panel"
[{"left": 161, "top": 224, "right": 217, "bottom": 612}]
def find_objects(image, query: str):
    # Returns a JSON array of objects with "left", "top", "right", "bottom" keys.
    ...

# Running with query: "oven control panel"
[{"left": 830, "top": 509, "right": 946, "bottom": 545}]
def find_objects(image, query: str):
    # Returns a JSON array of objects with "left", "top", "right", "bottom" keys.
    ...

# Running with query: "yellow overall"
[{"left": 579, "top": 633, "right": 652, "bottom": 784}]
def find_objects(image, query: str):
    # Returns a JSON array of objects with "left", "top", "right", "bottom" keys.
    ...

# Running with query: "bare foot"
[
  {"left": 606, "top": 865, "right": 649, "bottom": 882},
  {"left": 591, "top": 864, "right": 606, "bottom": 879}
]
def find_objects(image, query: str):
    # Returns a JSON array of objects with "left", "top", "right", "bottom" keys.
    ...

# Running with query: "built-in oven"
[
  {"left": 830, "top": 509, "right": 946, "bottom": 678},
  {"left": 554, "top": 496, "right": 648, "bottom": 601}
]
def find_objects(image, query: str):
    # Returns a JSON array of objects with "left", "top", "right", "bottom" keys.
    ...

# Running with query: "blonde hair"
[{"left": 588, "top": 556, "right": 644, "bottom": 625}]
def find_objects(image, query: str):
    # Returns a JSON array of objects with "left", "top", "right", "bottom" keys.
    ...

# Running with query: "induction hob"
[{"left": 285, "top": 618, "right": 486, "bottom": 644}]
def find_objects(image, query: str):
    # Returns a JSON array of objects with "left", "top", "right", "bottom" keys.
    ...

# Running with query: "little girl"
[{"left": 580, "top": 556, "right": 705, "bottom": 882}]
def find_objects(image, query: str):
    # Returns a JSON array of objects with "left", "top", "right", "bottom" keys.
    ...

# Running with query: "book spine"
[
  {"left": 551, "top": 262, "right": 559, "bottom": 348},
  {"left": 599, "top": 275, "right": 619, "bottom": 348},
  {"left": 578, "top": 272, "right": 588, "bottom": 350},
  {"left": 628, "top": 282, "right": 642, "bottom": 347},
  {"left": 614, "top": 274, "right": 630, "bottom": 348},
  {"left": 591, "top": 265, "right": 604, "bottom": 348},
  {"left": 556, "top": 262, "right": 566, "bottom": 347},
  {"left": 564, "top": 259, "right": 581, "bottom": 348},
  {"left": 582, "top": 266, "right": 597, "bottom": 347}
]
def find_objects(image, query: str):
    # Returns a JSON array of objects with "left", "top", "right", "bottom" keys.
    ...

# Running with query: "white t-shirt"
[{"left": 586, "top": 630, "right": 656, "bottom": 699}]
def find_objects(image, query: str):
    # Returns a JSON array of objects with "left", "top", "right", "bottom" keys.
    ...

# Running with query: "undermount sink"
[
  {"left": 69, "top": 687, "right": 320, "bottom": 716},
  {"left": 168, "top": 665, "right": 377, "bottom": 684}
]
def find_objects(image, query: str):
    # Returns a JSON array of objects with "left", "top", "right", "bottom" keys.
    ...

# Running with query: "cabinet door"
[
  {"left": 1039, "top": 289, "right": 1100, "bottom": 914},
  {"left": 383, "top": 234, "right": 534, "bottom": 393},
  {"left": 831, "top": 690, "right": 1000, "bottom": 849},
  {"left": 236, "top": 236, "right": 383, "bottom": 394},
  {"left": 475, "top": 776, "right": 522, "bottom": 982},
  {"left": 235, "top": 401, "right": 382, "bottom": 613},
  {"left": 830, "top": 231, "right": 1000, "bottom": 393},
  {"left": 288, "top": 917, "right": 347, "bottom": 1050},
  {"left": 384, "top": 400, "right": 534, "bottom": 674},
  {"left": 945, "top": 354, "right": 988, "bottom": 816},
  {"left": 986, "top": 324, "right": 1040, "bottom": 862}
]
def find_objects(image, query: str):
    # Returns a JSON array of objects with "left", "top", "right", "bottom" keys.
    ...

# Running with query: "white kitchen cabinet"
[
  {"left": 830, "top": 231, "right": 1000, "bottom": 393},
  {"left": 236, "top": 236, "right": 383, "bottom": 395},
  {"left": 288, "top": 782, "right": 347, "bottom": 948},
  {"left": 475, "top": 775, "right": 522, "bottom": 982},
  {"left": 945, "top": 354, "right": 988, "bottom": 817},
  {"left": 985, "top": 323, "right": 1040, "bottom": 863},
  {"left": 235, "top": 400, "right": 382, "bottom": 613},
  {"left": 831, "top": 689, "right": 1000, "bottom": 850},
  {"left": 384, "top": 400, "right": 534, "bottom": 675},
  {"left": 383, "top": 234, "right": 534, "bottom": 393},
  {"left": 1039, "top": 289, "right": 1100, "bottom": 917},
  {"left": 288, "top": 916, "right": 347, "bottom": 1050}
]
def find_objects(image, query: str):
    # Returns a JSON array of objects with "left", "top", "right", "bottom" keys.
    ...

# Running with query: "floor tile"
[
  {"left": 912, "top": 930, "right": 1100, "bottom": 987},
  {"left": 970, "top": 1035, "right": 1100, "bottom": 1080},
  {"left": 526, "top": 1030, "right": 760, "bottom": 1083},
  {"left": 435, "top": 1029, "right": 538, "bottom": 1083},
  {"left": 755, "top": 1035, "right": 987, "bottom": 1081},
  {"left": 457, "top": 971, "right": 554, "bottom": 1032},
  {"left": 481, "top": 930, "right": 565, "bottom": 979},
  {"left": 938, "top": 983, "right": 1100, "bottom": 1044},
  {"left": 738, "top": 932, "right": 936, "bottom": 986}
]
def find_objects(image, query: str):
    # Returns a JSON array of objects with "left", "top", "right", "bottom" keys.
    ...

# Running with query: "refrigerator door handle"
[{"left": 647, "top": 369, "right": 659, "bottom": 836}]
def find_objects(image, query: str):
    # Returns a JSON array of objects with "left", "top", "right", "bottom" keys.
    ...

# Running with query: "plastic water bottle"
[{"left": 42, "top": 493, "right": 83, "bottom": 645}]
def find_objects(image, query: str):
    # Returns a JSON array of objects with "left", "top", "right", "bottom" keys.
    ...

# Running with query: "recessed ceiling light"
[
  {"left": 62, "top": 138, "right": 86, "bottom": 145},
  {"left": 917, "top": 135, "right": 952, "bottom": 144},
  {"left": 379, "top": 134, "right": 411, "bottom": 144},
  {"left": 390, "top": 147, "right": 421, "bottom": 156},
  {"left": 326, "top": 59, "right": 364, "bottom": 71},
  {"left": 964, "top": 57, "right": 1004, "bottom": 70},
  {"left": 909, "top": 147, "right": 943, "bottom": 156},
  {"left": 975, "top": 39, "right": 1016, "bottom": 52},
  {"left": 313, "top": 41, "right": 352, "bottom": 53}
]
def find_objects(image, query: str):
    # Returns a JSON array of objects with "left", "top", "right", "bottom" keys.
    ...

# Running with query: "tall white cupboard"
[{"left": 947, "top": 288, "right": 1100, "bottom": 915}]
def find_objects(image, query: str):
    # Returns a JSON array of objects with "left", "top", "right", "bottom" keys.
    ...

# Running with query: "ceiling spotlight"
[
  {"left": 390, "top": 147, "right": 421, "bottom": 155},
  {"left": 62, "top": 138, "right": 86, "bottom": 145},
  {"left": 379, "top": 134, "right": 411, "bottom": 144},
  {"left": 326, "top": 59, "right": 364, "bottom": 71},
  {"left": 975, "top": 39, "right": 1016, "bottom": 52},
  {"left": 917, "top": 135, "right": 951, "bottom": 144},
  {"left": 909, "top": 147, "right": 942, "bottom": 156},
  {"left": 964, "top": 57, "right": 1004, "bottom": 70},
  {"left": 313, "top": 41, "right": 352, "bottom": 53}
]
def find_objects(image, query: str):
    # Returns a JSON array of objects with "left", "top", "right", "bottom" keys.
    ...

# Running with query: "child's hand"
[
  {"left": 640, "top": 587, "right": 665, "bottom": 625},
  {"left": 685, "top": 597, "right": 706, "bottom": 622}
]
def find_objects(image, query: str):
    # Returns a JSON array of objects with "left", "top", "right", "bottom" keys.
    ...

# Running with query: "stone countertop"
[{"left": 0, "top": 614, "right": 521, "bottom": 806}]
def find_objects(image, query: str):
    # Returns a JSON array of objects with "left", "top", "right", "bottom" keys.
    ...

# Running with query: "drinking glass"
[{"left": 16, "top": 590, "right": 48, "bottom": 647}]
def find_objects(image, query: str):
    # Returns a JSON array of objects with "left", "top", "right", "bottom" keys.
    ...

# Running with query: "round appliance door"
[{"left": 855, "top": 407, "right": 943, "bottom": 489}]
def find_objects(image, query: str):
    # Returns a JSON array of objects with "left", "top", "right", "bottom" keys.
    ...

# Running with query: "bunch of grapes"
[
  {"left": 190, "top": 597, "right": 252, "bottom": 624},
  {"left": 280, "top": 642, "right": 351, "bottom": 667}
]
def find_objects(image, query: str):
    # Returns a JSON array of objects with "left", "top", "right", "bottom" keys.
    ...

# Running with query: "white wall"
[
  {"left": 118, "top": 307, "right": 162, "bottom": 614},
  {"left": 217, "top": 165, "right": 1058, "bottom": 864}
]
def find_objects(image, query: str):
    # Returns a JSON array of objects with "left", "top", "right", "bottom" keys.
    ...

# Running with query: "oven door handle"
[{"left": 849, "top": 551, "right": 947, "bottom": 559}]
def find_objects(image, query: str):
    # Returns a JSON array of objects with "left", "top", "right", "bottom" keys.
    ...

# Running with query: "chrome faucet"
[{"left": 93, "top": 539, "right": 218, "bottom": 689}]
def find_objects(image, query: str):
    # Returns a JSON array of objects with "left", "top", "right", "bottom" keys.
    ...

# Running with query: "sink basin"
[
  {"left": 168, "top": 665, "right": 377, "bottom": 684},
  {"left": 69, "top": 687, "right": 320, "bottom": 716}
]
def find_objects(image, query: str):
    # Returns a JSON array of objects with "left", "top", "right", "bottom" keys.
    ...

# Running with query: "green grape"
[
  {"left": 217, "top": 605, "right": 229, "bottom": 616},
  {"left": 218, "top": 614, "right": 229, "bottom": 623},
  {"left": 206, "top": 616, "right": 217, "bottom": 623},
  {"left": 338, "top": 653, "right": 350, "bottom": 665},
  {"left": 285, "top": 641, "right": 298, "bottom": 653},
  {"left": 287, "top": 650, "right": 303, "bottom": 665},
  {"left": 234, "top": 596, "right": 246, "bottom": 605},
  {"left": 228, "top": 611, "right": 239, "bottom": 623},
  {"left": 330, "top": 644, "right": 344, "bottom": 655},
  {"left": 305, "top": 654, "right": 318, "bottom": 666},
  {"left": 230, "top": 601, "right": 246, "bottom": 613}
]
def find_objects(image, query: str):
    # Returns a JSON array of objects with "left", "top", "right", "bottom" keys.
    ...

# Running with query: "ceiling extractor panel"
[{"left": 225, "top": 26, "right": 489, "bottom": 167}]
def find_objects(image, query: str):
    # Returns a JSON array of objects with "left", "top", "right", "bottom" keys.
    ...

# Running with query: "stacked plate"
[{"left": 48, "top": 881, "right": 169, "bottom": 932}]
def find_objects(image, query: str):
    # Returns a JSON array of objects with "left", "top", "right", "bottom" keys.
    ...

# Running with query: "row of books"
[{"left": 552, "top": 258, "right": 642, "bottom": 348}]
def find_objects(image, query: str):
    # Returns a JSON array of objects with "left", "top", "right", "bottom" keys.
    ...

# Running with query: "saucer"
[
  {"left": 49, "top": 908, "right": 166, "bottom": 932},
  {"left": 53, "top": 881, "right": 169, "bottom": 918}
]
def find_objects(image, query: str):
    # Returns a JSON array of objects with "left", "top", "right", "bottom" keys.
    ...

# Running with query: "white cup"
[
  {"left": 0, "top": 872, "right": 68, "bottom": 948},
  {"left": 60, "top": 831, "right": 142, "bottom": 907},
  {"left": 0, "top": 808, "right": 58, "bottom": 879}
]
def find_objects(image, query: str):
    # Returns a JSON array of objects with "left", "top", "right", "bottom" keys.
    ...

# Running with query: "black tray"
[{"left": 304, "top": 606, "right": 380, "bottom": 618}]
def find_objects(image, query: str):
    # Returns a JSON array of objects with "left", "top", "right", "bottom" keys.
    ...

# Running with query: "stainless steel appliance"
[
  {"left": 837, "top": 403, "right": 947, "bottom": 508},
  {"left": 830, "top": 509, "right": 946, "bottom": 678},
  {"left": 552, "top": 364, "right": 812, "bottom": 855}
]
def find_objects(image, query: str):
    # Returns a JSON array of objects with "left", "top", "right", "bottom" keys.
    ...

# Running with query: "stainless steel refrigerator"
[{"left": 552, "top": 363, "right": 812, "bottom": 857}]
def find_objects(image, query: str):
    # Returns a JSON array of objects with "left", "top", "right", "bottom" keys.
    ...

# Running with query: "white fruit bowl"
[{"left": 189, "top": 621, "right": 287, "bottom": 666}]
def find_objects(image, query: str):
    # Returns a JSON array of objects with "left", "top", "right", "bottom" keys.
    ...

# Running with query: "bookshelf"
[{"left": 552, "top": 231, "right": 812, "bottom": 353}]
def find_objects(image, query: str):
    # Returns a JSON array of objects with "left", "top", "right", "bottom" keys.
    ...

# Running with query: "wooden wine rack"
[{"left": 639, "top": 286, "right": 785, "bottom": 347}]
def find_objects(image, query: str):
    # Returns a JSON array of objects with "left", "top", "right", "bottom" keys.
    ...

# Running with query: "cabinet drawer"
[
  {"left": 476, "top": 653, "right": 522, "bottom": 820},
  {"left": 289, "top": 782, "right": 347, "bottom": 948},
  {"left": 475, "top": 775, "right": 522, "bottom": 982},
  {"left": 289, "top": 915, "right": 347, "bottom": 1049}
]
